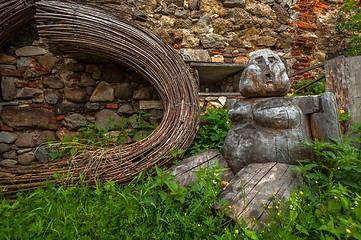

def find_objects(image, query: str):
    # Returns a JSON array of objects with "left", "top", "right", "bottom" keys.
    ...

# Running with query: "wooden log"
[
  {"left": 217, "top": 162, "right": 303, "bottom": 229},
  {"left": 325, "top": 56, "right": 361, "bottom": 133},
  {"left": 165, "top": 149, "right": 234, "bottom": 187}
]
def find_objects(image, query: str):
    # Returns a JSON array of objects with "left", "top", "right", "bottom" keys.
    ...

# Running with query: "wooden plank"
[
  {"left": 139, "top": 100, "right": 163, "bottom": 110},
  {"left": 165, "top": 149, "right": 234, "bottom": 187},
  {"left": 217, "top": 162, "right": 303, "bottom": 228}
]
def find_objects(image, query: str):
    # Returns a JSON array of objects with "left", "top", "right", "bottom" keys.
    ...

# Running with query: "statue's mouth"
[{"left": 265, "top": 73, "right": 273, "bottom": 83}]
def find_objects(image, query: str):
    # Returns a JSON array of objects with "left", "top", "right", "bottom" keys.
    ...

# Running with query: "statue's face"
[{"left": 239, "top": 50, "right": 290, "bottom": 98}]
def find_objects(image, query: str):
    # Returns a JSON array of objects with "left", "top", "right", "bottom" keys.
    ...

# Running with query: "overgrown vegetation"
[
  {"left": 259, "top": 124, "right": 361, "bottom": 239},
  {"left": 340, "top": 0, "right": 361, "bottom": 56},
  {"left": 1, "top": 104, "right": 360, "bottom": 239},
  {"left": 292, "top": 76, "right": 325, "bottom": 96},
  {"left": 0, "top": 164, "right": 255, "bottom": 239},
  {"left": 49, "top": 110, "right": 158, "bottom": 160},
  {"left": 187, "top": 106, "right": 230, "bottom": 155}
]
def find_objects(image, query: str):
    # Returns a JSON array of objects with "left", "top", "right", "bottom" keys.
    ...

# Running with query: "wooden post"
[{"left": 325, "top": 56, "right": 361, "bottom": 133}]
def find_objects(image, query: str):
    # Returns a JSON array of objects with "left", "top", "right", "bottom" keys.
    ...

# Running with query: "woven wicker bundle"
[
  {"left": 0, "top": 0, "right": 36, "bottom": 48},
  {"left": 0, "top": 1, "right": 199, "bottom": 198}
]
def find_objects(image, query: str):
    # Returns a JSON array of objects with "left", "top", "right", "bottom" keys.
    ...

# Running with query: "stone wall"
[
  {"left": 0, "top": 37, "right": 166, "bottom": 166},
  {"left": 75, "top": 0, "right": 347, "bottom": 79}
]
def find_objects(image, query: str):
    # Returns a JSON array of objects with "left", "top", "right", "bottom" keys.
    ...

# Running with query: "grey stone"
[
  {"left": 0, "top": 143, "right": 11, "bottom": 154},
  {"left": 253, "top": 36, "right": 277, "bottom": 47},
  {"left": 1, "top": 76, "right": 19, "bottom": 101},
  {"left": 62, "top": 113, "right": 88, "bottom": 130},
  {"left": 113, "top": 82, "right": 133, "bottom": 100},
  {"left": 59, "top": 70, "right": 78, "bottom": 82},
  {"left": 86, "top": 86, "right": 95, "bottom": 96},
  {"left": 128, "top": 114, "right": 141, "bottom": 129},
  {"left": 17, "top": 148, "right": 32, "bottom": 154},
  {"left": 0, "top": 159, "right": 18, "bottom": 166},
  {"left": 17, "top": 57, "right": 33, "bottom": 69},
  {"left": 220, "top": 0, "right": 245, "bottom": 7},
  {"left": 132, "top": 86, "right": 153, "bottom": 100},
  {"left": 15, "top": 87, "right": 43, "bottom": 100},
  {"left": 85, "top": 102, "right": 105, "bottom": 111},
  {"left": 17, "top": 152, "right": 35, "bottom": 165},
  {"left": 15, "top": 132, "right": 37, "bottom": 148},
  {"left": 139, "top": 100, "right": 163, "bottom": 110},
  {"left": 44, "top": 90, "right": 62, "bottom": 105},
  {"left": 15, "top": 46, "right": 47, "bottom": 57},
  {"left": 38, "top": 53, "right": 59, "bottom": 71},
  {"left": 201, "top": 34, "right": 226, "bottom": 49},
  {"left": 117, "top": 104, "right": 136, "bottom": 115},
  {"left": 56, "top": 103, "right": 86, "bottom": 114},
  {"left": 181, "top": 30, "right": 200, "bottom": 48},
  {"left": 101, "top": 62, "right": 126, "bottom": 83},
  {"left": 85, "top": 64, "right": 100, "bottom": 74},
  {"left": 34, "top": 145, "right": 52, "bottom": 163},
  {"left": 56, "top": 127, "right": 77, "bottom": 141},
  {"left": 165, "top": 149, "right": 234, "bottom": 187},
  {"left": 148, "top": 109, "right": 164, "bottom": 126},
  {"left": 42, "top": 76, "right": 65, "bottom": 89},
  {"left": 79, "top": 73, "right": 97, "bottom": 87},
  {"left": 64, "top": 88, "right": 89, "bottom": 103},
  {"left": 0, "top": 53, "right": 16, "bottom": 65},
  {"left": 90, "top": 81, "right": 114, "bottom": 102},
  {"left": 213, "top": 18, "right": 235, "bottom": 35},
  {"left": 0, "top": 65, "right": 16, "bottom": 70},
  {"left": 175, "top": 9, "right": 190, "bottom": 19},
  {"left": 0, "top": 131, "right": 18, "bottom": 144},
  {"left": 95, "top": 109, "right": 122, "bottom": 129},
  {"left": 35, "top": 130, "right": 56, "bottom": 145},
  {"left": 243, "top": 41, "right": 252, "bottom": 49},
  {"left": 65, "top": 62, "right": 85, "bottom": 72},
  {"left": 22, "top": 68, "right": 41, "bottom": 79},
  {"left": 0, "top": 107, "right": 61, "bottom": 130},
  {"left": 132, "top": 9, "right": 148, "bottom": 21},
  {"left": 2, "top": 150, "right": 17, "bottom": 159}
]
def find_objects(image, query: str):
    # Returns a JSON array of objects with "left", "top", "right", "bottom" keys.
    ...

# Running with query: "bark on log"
[{"left": 325, "top": 56, "right": 361, "bottom": 133}]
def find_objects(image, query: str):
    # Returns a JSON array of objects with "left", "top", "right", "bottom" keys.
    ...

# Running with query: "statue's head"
[{"left": 239, "top": 49, "right": 290, "bottom": 98}]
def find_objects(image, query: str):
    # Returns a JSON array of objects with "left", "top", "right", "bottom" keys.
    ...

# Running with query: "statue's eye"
[
  {"left": 255, "top": 57, "right": 264, "bottom": 64},
  {"left": 268, "top": 56, "right": 276, "bottom": 63}
]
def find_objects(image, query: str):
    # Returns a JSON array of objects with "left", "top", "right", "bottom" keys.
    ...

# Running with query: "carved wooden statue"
[{"left": 224, "top": 49, "right": 341, "bottom": 173}]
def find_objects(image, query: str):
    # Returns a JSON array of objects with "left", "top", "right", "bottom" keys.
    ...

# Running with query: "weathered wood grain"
[
  {"left": 325, "top": 56, "right": 361, "bottom": 133},
  {"left": 217, "top": 162, "right": 303, "bottom": 229},
  {"left": 165, "top": 149, "right": 234, "bottom": 187}
]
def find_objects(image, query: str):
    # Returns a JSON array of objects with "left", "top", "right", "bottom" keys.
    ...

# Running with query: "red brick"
[
  {"left": 298, "top": 13, "right": 317, "bottom": 22},
  {"left": 41, "top": 104, "right": 53, "bottom": 110},
  {"left": 0, "top": 125, "right": 14, "bottom": 132},
  {"left": 173, "top": 43, "right": 180, "bottom": 49},
  {"left": 106, "top": 103, "right": 118, "bottom": 109},
  {"left": 296, "top": 21, "right": 318, "bottom": 31},
  {"left": 295, "top": 56, "right": 311, "bottom": 63},
  {"left": 0, "top": 70, "right": 22, "bottom": 77},
  {"left": 222, "top": 53, "right": 233, "bottom": 58},
  {"left": 15, "top": 81, "right": 40, "bottom": 88},
  {"left": 35, "top": 65, "right": 47, "bottom": 72},
  {"left": 292, "top": 50, "right": 302, "bottom": 56},
  {"left": 56, "top": 115, "right": 65, "bottom": 121}
]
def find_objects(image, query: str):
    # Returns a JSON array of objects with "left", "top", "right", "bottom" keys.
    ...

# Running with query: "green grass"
[{"left": 0, "top": 164, "right": 253, "bottom": 239}]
